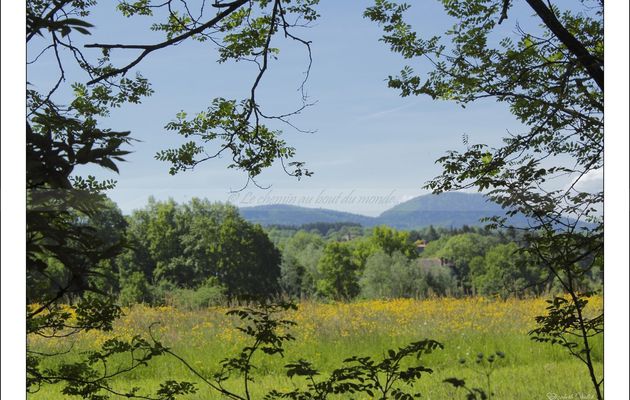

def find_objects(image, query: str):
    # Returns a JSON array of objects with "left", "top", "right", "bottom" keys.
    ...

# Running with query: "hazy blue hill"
[
  {"left": 374, "top": 192, "right": 516, "bottom": 229},
  {"left": 239, "top": 193, "right": 524, "bottom": 229},
  {"left": 380, "top": 192, "right": 501, "bottom": 214},
  {"left": 239, "top": 189, "right": 591, "bottom": 231},
  {"left": 239, "top": 193, "right": 603, "bottom": 230},
  {"left": 239, "top": 204, "right": 376, "bottom": 226}
]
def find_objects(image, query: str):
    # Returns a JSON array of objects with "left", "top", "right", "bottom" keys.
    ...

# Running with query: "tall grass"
[{"left": 28, "top": 297, "right": 603, "bottom": 399}]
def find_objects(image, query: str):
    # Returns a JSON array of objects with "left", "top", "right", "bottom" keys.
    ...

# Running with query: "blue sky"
[{"left": 27, "top": 0, "right": 567, "bottom": 216}]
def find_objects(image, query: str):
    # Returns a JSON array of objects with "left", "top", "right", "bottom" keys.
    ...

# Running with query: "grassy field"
[{"left": 28, "top": 297, "right": 603, "bottom": 399}]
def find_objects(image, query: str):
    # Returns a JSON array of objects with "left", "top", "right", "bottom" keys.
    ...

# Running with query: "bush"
[
  {"left": 118, "top": 272, "right": 154, "bottom": 306},
  {"left": 166, "top": 278, "right": 226, "bottom": 310}
]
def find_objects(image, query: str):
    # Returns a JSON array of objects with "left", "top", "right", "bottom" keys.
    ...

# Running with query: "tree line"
[{"left": 28, "top": 197, "right": 602, "bottom": 309}]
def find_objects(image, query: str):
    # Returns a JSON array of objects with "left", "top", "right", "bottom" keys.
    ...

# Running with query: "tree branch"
[
  {"left": 84, "top": 0, "right": 249, "bottom": 84},
  {"left": 525, "top": 0, "right": 603, "bottom": 91},
  {"left": 498, "top": 0, "right": 510, "bottom": 25}
]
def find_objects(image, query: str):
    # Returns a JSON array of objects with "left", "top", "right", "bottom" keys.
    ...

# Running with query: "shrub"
[{"left": 166, "top": 278, "right": 226, "bottom": 310}]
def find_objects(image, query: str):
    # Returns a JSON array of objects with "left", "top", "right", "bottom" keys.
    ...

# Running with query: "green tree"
[
  {"left": 419, "top": 260, "right": 457, "bottom": 297},
  {"left": 420, "top": 236, "right": 449, "bottom": 258},
  {"left": 470, "top": 242, "right": 545, "bottom": 298},
  {"left": 279, "top": 230, "right": 325, "bottom": 297},
  {"left": 26, "top": 2, "right": 159, "bottom": 394},
  {"left": 370, "top": 225, "right": 418, "bottom": 258},
  {"left": 365, "top": 0, "right": 603, "bottom": 396},
  {"left": 360, "top": 251, "right": 427, "bottom": 299},
  {"left": 436, "top": 233, "right": 499, "bottom": 294},
  {"left": 120, "top": 199, "right": 282, "bottom": 300},
  {"left": 316, "top": 242, "right": 361, "bottom": 300},
  {"left": 118, "top": 271, "right": 154, "bottom": 305},
  {"left": 116, "top": 198, "right": 185, "bottom": 293},
  {"left": 424, "top": 225, "right": 439, "bottom": 242},
  {"left": 115, "top": 203, "right": 161, "bottom": 299},
  {"left": 27, "top": 198, "right": 127, "bottom": 302},
  {"left": 215, "top": 212, "right": 282, "bottom": 299}
]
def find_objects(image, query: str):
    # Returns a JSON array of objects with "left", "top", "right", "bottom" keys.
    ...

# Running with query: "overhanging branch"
[
  {"left": 524, "top": 0, "right": 603, "bottom": 91},
  {"left": 84, "top": 0, "right": 249, "bottom": 84}
]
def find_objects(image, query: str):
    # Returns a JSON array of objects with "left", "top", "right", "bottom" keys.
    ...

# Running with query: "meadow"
[{"left": 28, "top": 297, "right": 603, "bottom": 399}]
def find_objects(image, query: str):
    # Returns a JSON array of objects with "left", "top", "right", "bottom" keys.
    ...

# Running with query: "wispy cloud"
[{"left": 356, "top": 102, "right": 417, "bottom": 121}]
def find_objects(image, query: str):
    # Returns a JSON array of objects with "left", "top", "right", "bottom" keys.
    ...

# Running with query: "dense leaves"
[
  {"left": 26, "top": 0, "right": 157, "bottom": 394},
  {"left": 118, "top": 199, "right": 282, "bottom": 301}
]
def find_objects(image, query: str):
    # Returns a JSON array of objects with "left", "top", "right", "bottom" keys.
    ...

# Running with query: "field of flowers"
[{"left": 29, "top": 297, "right": 603, "bottom": 399}]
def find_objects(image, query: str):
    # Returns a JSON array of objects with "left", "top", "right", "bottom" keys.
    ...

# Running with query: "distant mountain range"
[{"left": 240, "top": 192, "right": 533, "bottom": 229}]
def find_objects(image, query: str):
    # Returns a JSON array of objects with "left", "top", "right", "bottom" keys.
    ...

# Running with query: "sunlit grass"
[{"left": 28, "top": 296, "right": 603, "bottom": 399}]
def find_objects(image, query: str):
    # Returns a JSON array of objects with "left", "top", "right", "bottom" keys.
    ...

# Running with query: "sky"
[{"left": 26, "top": 0, "right": 597, "bottom": 216}]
